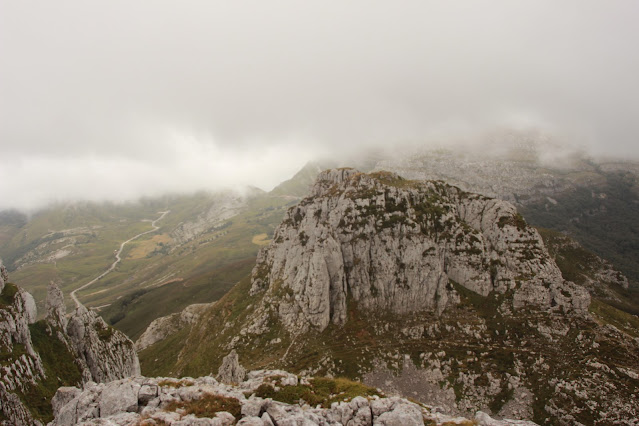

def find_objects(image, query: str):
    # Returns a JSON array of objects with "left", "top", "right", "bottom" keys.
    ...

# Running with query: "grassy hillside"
[
  {"left": 4, "top": 201, "right": 161, "bottom": 306},
  {"left": 101, "top": 257, "right": 255, "bottom": 340},
  {"left": 269, "top": 161, "right": 329, "bottom": 198},
  {"left": 0, "top": 191, "right": 293, "bottom": 340}
]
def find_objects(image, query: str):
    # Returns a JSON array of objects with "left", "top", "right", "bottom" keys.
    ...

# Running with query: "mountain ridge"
[{"left": 141, "top": 169, "right": 638, "bottom": 424}]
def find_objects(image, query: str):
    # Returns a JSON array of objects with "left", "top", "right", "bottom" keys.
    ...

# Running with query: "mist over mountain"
[
  {"left": 2, "top": 2, "right": 639, "bottom": 424},
  {"left": 2, "top": 1, "right": 639, "bottom": 210}
]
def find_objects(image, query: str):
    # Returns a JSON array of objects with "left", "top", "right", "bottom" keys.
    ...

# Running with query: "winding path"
[{"left": 71, "top": 210, "right": 170, "bottom": 308}]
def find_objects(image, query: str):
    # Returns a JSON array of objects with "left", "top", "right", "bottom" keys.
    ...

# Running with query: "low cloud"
[
  {"left": 1, "top": 1, "right": 638, "bottom": 210},
  {"left": 0, "top": 133, "right": 316, "bottom": 210}
]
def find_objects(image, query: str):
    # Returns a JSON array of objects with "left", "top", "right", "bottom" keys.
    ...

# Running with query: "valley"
[
  {"left": 70, "top": 210, "right": 170, "bottom": 307},
  {"left": 1, "top": 146, "right": 639, "bottom": 425}
]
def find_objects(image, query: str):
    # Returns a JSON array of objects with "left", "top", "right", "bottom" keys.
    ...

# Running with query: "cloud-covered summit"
[{"left": 1, "top": 1, "right": 638, "bottom": 210}]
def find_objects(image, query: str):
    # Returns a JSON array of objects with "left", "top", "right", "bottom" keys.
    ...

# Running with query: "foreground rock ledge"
[{"left": 49, "top": 370, "right": 537, "bottom": 425}]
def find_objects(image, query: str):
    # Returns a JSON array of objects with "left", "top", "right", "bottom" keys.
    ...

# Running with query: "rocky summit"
[
  {"left": 154, "top": 169, "right": 638, "bottom": 425},
  {"left": 248, "top": 168, "right": 589, "bottom": 334}
]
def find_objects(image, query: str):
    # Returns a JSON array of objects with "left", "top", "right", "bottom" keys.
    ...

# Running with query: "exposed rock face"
[
  {"left": 249, "top": 169, "right": 589, "bottom": 334},
  {"left": 171, "top": 192, "right": 246, "bottom": 245},
  {"left": 0, "top": 265, "right": 8, "bottom": 293},
  {"left": 539, "top": 229, "right": 630, "bottom": 295},
  {"left": 216, "top": 350, "right": 246, "bottom": 384},
  {"left": 372, "top": 141, "right": 579, "bottom": 206},
  {"left": 66, "top": 305, "right": 140, "bottom": 383},
  {"left": 144, "top": 169, "right": 637, "bottom": 424},
  {"left": 49, "top": 369, "right": 531, "bottom": 426},
  {"left": 0, "top": 280, "right": 45, "bottom": 425},
  {"left": 45, "top": 281, "right": 67, "bottom": 328},
  {"left": 0, "top": 281, "right": 140, "bottom": 424},
  {"left": 135, "top": 302, "right": 209, "bottom": 351}
]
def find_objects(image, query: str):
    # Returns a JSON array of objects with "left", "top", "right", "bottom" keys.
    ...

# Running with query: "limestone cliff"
[
  {"left": 143, "top": 169, "right": 637, "bottom": 424},
  {"left": 66, "top": 305, "right": 140, "bottom": 383},
  {"left": 0, "top": 277, "right": 140, "bottom": 424},
  {"left": 249, "top": 168, "right": 589, "bottom": 334},
  {"left": 0, "top": 280, "right": 44, "bottom": 425}
]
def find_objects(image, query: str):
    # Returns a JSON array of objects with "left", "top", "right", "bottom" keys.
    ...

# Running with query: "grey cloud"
[{"left": 1, "top": 1, "right": 638, "bottom": 210}]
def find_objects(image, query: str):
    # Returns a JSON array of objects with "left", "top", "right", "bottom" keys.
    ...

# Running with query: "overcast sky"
[{"left": 1, "top": 1, "right": 638, "bottom": 210}]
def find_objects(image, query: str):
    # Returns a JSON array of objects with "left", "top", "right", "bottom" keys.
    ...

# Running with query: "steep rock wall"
[
  {"left": 249, "top": 169, "right": 589, "bottom": 333},
  {"left": 0, "top": 282, "right": 45, "bottom": 425}
]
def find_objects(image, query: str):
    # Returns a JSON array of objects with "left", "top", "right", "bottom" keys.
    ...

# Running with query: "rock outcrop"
[
  {"left": 0, "top": 275, "right": 45, "bottom": 425},
  {"left": 249, "top": 169, "right": 589, "bottom": 334},
  {"left": 66, "top": 304, "right": 140, "bottom": 383},
  {"left": 0, "top": 265, "right": 8, "bottom": 293},
  {"left": 216, "top": 350, "right": 246, "bottom": 384},
  {"left": 0, "top": 279, "right": 140, "bottom": 424},
  {"left": 45, "top": 281, "right": 67, "bottom": 328},
  {"left": 170, "top": 192, "right": 246, "bottom": 245},
  {"left": 135, "top": 302, "right": 209, "bottom": 351},
  {"left": 49, "top": 369, "right": 535, "bottom": 426}
]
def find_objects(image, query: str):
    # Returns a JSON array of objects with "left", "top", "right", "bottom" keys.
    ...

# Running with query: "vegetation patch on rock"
[
  {"left": 254, "top": 376, "right": 382, "bottom": 408},
  {"left": 164, "top": 392, "right": 242, "bottom": 420}
]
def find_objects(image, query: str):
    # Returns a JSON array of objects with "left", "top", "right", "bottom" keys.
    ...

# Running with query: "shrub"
[
  {"left": 0, "top": 283, "right": 18, "bottom": 307},
  {"left": 164, "top": 393, "right": 241, "bottom": 420},
  {"left": 254, "top": 377, "right": 382, "bottom": 408}
]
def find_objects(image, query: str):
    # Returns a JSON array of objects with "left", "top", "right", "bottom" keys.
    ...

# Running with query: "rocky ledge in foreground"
[{"left": 50, "top": 368, "right": 537, "bottom": 426}]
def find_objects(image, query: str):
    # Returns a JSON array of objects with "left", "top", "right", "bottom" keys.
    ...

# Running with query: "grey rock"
[
  {"left": 237, "top": 417, "right": 267, "bottom": 426},
  {"left": 66, "top": 305, "right": 141, "bottom": 383},
  {"left": 45, "top": 281, "right": 67, "bottom": 328},
  {"left": 99, "top": 380, "right": 140, "bottom": 417},
  {"left": 475, "top": 410, "right": 538, "bottom": 425},
  {"left": 248, "top": 169, "right": 589, "bottom": 335},
  {"left": 54, "top": 397, "right": 79, "bottom": 426},
  {"left": 261, "top": 411, "right": 276, "bottom": 426},
  {"left": 170, "top": 192, "right": 246, "bottom": 245},
  {"left": 0, "top": 283, "right": 47, "bottom": 425},
  {"left": 242, "top": 395, "right": 266, "bottom": 417},
  {"left": 0, "top": 382, "right": 44, "bottom": 426},
  {"left": 0, "top": 265, "right": 8, "bottom": 293},
  {"left": 0, "top": 279, "right": 142, "bottom": 425},
  {"left": 138, "top": 383, "right": 159, "bottom": 405},
  {"left": 135, "top": 302, "right": 209, "bottom": 351},
  {"left": 48, "top": 370, "right": 534, "bottom": 426},
  {"left": 51, "top": 386, "right": 81, "bottom": 417},
  {"left": 217, "top": 349, "right": 246, "bottom": 384},
  {"left": 20, "top": 290, "right": 37, "bottom": 324},
  {"left": 373, "top": 399, "right": 424, "bottom": 425}
]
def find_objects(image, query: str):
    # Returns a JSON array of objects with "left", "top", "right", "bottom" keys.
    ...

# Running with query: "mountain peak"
[{"left": 250, "top": 169, "right": 589, "bottom": 334}]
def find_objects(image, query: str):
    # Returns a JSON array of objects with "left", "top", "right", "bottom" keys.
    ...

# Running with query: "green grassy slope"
[
  {"left": 102, "top": 258, "right": 255, "bottom": 340},
  {"left": 95, "top": 194, "right": 291, "bottom": 338},
  {"left": 0, "top": 190, "right": 292, "bottom": 339}
]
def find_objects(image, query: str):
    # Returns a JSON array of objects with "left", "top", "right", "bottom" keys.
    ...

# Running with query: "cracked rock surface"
[{"left": 49, "top": 369, "right": 535, "bottom": 426}]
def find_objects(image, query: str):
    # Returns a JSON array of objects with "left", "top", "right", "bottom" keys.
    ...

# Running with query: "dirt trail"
[{"left": 70, "top": 210, "right": 170, "bottom": 308}]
